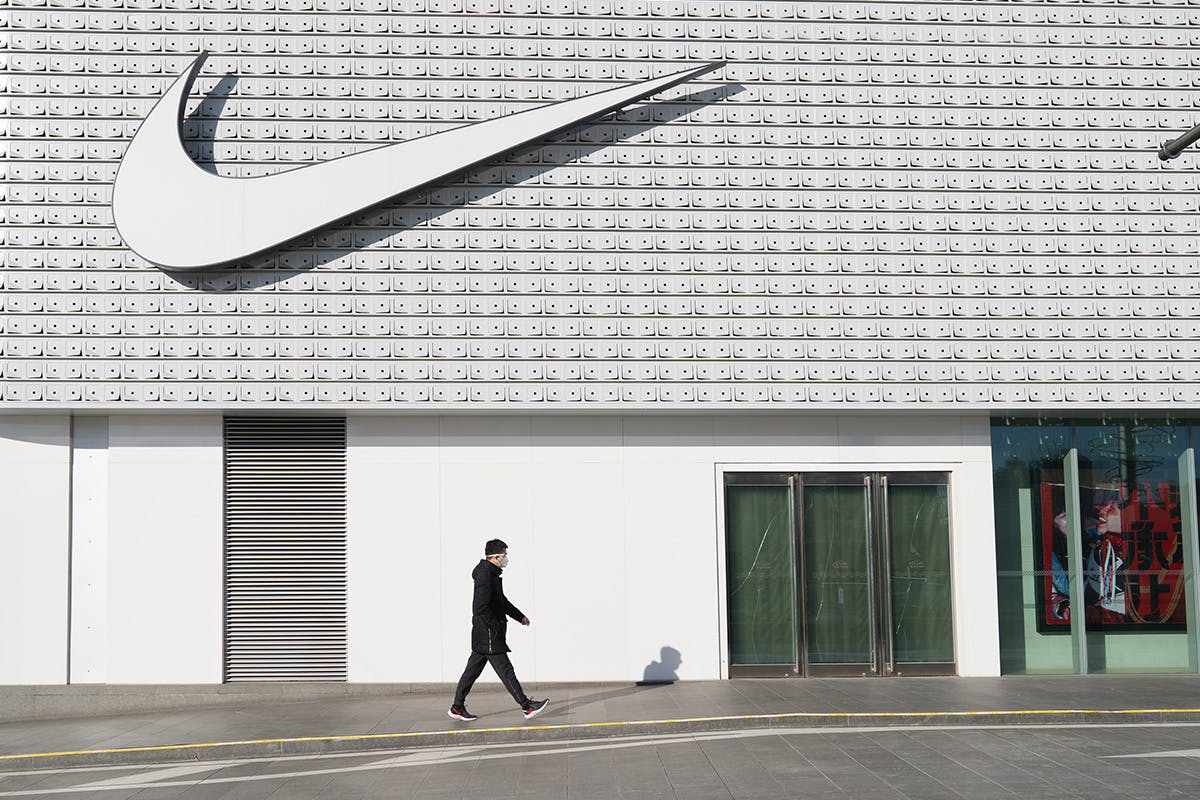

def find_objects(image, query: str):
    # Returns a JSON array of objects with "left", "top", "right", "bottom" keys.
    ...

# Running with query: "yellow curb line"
[{"left": 4, "top": 708, "right": 1200, "bottom": 762}]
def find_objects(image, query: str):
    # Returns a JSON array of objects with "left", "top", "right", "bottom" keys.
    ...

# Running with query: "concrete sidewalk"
[{"left": 3, "top": 676, "right": 1200, "bottom": 771}]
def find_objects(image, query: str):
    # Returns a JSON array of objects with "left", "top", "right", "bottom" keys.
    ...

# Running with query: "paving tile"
[
  {"left": 892, "top": 731, "right": 1021, "bottom": 798},
  {"left": 653, "top": 741, "right": 734, "bottom": 798},
  {"left": 986, "top": 728, "right": 1135, "bottom": 800},
  {"left": 740, "top": 734, "right": 840, "bottom": 789},
  {"left": 689, "top": 738, "right": 791, "bottom": 799},
  {"left": 514, "top": 758, "right": 569, "bottom": 799}
]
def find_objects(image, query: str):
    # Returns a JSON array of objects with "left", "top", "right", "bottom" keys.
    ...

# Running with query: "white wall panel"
[
  {"left": 0, "top": 417, "right": 71, "bottom": 684},
  {"left": 347, "top": 413, "right": 997, "bottom": 682},
  {"left": 347, "top": 416, "right": 442, "bottom": 683},
  {"left": 949, "top": 459, "right": 1002, "bottom": 677},
  {"left": 528, "top": 461, "right": 629, "bottom": 681},
  {"left": 713, "top": 415, "right": 842, "bottom": 464},
  {"left": 528, "top": 418, "right": 626, "bottom": 680},
  {"left": 4, "top": 1, "right": 1199, "bottom": 410},
  {"left": 623, "top": 460, "right": 723, "bottom": 681},
  {"left": 69, "top": 417, "right": 109, "bottom": 683},
  {"left": 105, "top": 416, "right": 223, "bottom": 683}
]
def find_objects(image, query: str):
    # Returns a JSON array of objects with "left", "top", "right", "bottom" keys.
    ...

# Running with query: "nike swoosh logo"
[{"left": 112, "top": 54, "right": 722, "bottom": 271}]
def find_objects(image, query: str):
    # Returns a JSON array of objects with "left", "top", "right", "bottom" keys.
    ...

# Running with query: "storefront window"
[
  {"left": 992, "top": 417, "right": 1074, "bottom": 674},
  {"left": 1075, "top": 420, "right": 1188, "bottom": 672},
  {"left": 992, "top": 417, "right": 1192, "bottom": 674}
]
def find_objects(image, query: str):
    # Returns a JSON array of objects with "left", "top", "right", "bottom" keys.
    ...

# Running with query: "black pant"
[{"left": 453, "top": 651, "right": 529, "bottom": 709}]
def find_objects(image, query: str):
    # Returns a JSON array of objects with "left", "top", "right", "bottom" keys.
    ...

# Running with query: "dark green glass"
[
  {"left": 803, "top": 484, "right": 873, "bottom": 665},
  {"left": 726, "top": 484, "right": 795, "bottom": 665},
  {"left": 887, "top": 483, "right": 954, "bottom": 664}
]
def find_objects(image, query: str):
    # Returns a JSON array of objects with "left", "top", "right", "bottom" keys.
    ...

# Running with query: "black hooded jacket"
[{"left": 470, "top": 559, "right": 526, "bottom": 655}]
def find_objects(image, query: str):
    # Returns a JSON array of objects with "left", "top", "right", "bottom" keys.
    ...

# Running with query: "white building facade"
[{"left": 3, "top": 0, "right": 1199, "bottom": 685}]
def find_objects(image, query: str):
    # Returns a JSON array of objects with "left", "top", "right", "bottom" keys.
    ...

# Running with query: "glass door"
[
  {"left": 724, "top": 474, "right": 799, "bottom": 677},
  {"left": 801, "top": 474, "right": 876, "bottom": 675},
  {"left": 726, "top": 471, "right": 955, "bottom": 677},
  {"left": 878, "top": 473, "right": 955, "bottom": 675}
]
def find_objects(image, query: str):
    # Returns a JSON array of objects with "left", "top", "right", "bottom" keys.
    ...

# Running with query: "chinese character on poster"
[{"left": 1039, "top": 482, "right": 1186, "bottom": 631}]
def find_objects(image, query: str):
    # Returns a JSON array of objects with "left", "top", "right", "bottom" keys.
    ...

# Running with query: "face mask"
[{"left": 499, "top": 555, "right": 510, "bottom": 569}]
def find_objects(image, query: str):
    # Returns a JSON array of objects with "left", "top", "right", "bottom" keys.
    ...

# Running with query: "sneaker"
[
  {"left": 447, "top": 706, "right": 478, "bottom": 722},
  {"left": 522, "top": 699, "right": 549, "bottom": 719}
]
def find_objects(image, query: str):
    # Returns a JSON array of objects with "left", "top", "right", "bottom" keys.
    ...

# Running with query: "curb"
[
  {"left": 5, "top": 708, "right": 1200, "bottom": 771},
  {"left": 0, "top": 683, "right": 451, "bottom": 725}
]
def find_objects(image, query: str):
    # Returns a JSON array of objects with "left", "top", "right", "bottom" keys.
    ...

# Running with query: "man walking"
[{"left": 448, "top": 539, "right": 549, "bottom": 721}]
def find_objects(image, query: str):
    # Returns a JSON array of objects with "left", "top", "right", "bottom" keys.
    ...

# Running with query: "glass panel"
[
  {"left": 991, "top": 418, "right": 1077, "bottom": 674},
  {"left": 886, "top": 482, "right": 954, "bottom": 664},
  {"left": 725, "top": 483, "right": 796, "bottom": 666},
  {"left": 803, "top": 482, "right": 874, "bottom": 665},
  {"left": 1064, "top": 449, "right": 1088, "bottom": 674},
  {"left": 1180, "top": 449, "right": 1200, "bottom": 673},
  {"left": 992, "top": 417, "right": 1198, "bottom": 675},
  {"left": 1076, "top": 419, "right": 1189, "bottom": 673}
]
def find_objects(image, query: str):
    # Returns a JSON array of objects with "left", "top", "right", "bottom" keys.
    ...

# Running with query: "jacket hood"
[{"left": 473, "top": 558, "right": 501, "bottom": 579}]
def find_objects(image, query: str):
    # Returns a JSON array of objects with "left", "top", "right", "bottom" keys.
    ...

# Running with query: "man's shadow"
[
  {"left": 554, "top": 646, "right": 683, "bottom": 716},
  {"left": 472, "top": 645, "right": 684, "bottom": 719},
  {"left": 639, "top": 646, "right": 682, "bottom": 685}
]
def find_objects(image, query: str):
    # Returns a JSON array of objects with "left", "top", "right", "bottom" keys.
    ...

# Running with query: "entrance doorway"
[{"left": 724, "top": 472, "right": 955, "bottom": 677}]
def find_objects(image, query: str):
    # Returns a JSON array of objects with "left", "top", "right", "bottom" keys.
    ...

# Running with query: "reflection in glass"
[
  {"left": 887, "top": 483, "right": 954, "bottom": 664},
  {"left": 726, "top": 484, "right": 795, "bottom": 666},
  {"left": 803, "top": 484, "right": 874, "bottom": 665},
  {"left": 1075, "top": 421, "right": 1187, "bottom": 630},
  {"left": 992, "top": 418, "right": 1076, "bottom": 674},
  {"left": 992, "top": 417, "right": 1193, "bottom": 675},
  {"left": 1075, "top": 420, "right": 1189, "bottom": 673}
]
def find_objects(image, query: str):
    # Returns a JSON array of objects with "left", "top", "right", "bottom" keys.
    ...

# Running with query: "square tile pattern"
[{"left": 4, "top": 1, "right": 1199, "bottom": 407}]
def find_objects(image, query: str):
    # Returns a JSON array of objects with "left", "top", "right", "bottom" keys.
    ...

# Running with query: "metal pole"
[
  {"left": 1178, "top": 449, "right": 1200, "bottom": 673},
  {"left": 1159, "top": 122, "right": 1200, "bottom": 161},
  {"left": 1064, "top": 449, "right": 1088, "bottom": 675}
]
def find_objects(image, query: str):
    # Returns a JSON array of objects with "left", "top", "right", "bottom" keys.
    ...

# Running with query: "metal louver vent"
[{"left": 224, "top": 417, "right": 347, "bottom": 682}]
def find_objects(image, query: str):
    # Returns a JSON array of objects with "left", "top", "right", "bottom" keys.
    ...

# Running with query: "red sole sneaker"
[{"left": 523, "top": 700, "right": 549, "bottom": 720}]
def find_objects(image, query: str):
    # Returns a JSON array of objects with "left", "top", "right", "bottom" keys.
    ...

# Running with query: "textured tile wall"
[{"left": 4, "top": 1, "right": 1200, "bottom": 407}]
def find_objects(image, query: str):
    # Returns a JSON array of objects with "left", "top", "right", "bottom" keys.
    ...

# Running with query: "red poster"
[{"left": 1039, "top": 482, "right": 1186, "bottom": 631}]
